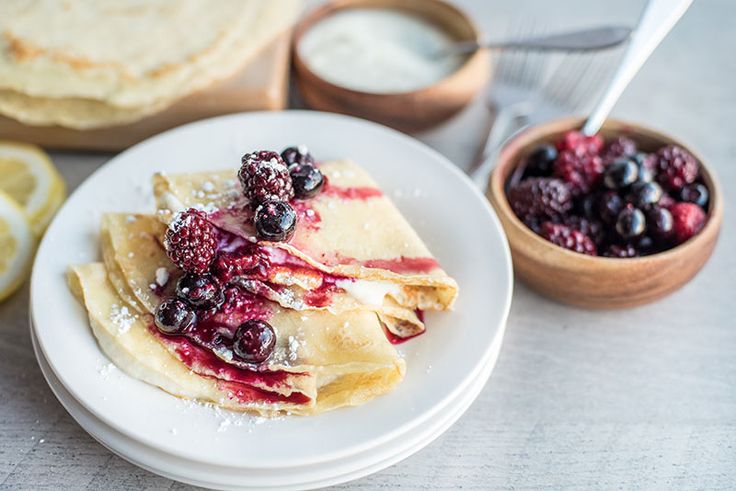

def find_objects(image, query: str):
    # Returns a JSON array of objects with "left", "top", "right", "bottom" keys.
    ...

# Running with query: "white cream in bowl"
[{"left": 299, "top": 8, "right": 465, "bottom": 94}]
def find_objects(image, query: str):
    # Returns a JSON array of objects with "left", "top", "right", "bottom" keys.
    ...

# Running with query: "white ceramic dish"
[
  {"left": 31, "top": 321, "right": 498, "bottom": 489},
  {"left": 30, "top": 111, "right": 512, "bottom": 471}
]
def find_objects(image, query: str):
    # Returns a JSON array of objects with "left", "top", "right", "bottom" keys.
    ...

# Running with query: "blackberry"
[
  {"left": 164, "top": 209, "right": 217, "bottom": 274},
  {"left": 239, "top": 151, "right": 294, "bottom": 209},
  {"left": 507, "top": 178, "right": 573, "bottom": 225},
  {"left": 556, "top": 130, "right": 604, "bottom": 154},
  {"left": 553, "top": 149, "right": 604, "bottom": 195},
  {"left": 602, "top": 244, "right": 639, "bottom": 258},
  {"left": 562, "top": 215, "right": 604, "bottom": 245},
  {"left": 540, "top": 221, "right": 597, "bottom": 256},
  {"left": 656, "top": 145, "right": 699, "bottom": 191},
  {"left": 603, "top": 136, "right": 637, "bottom": 162}
]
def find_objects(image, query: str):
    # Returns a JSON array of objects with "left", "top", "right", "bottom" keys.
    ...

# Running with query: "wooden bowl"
[
  {"left": 487, "top": 117, "right": 723, "bottom": 309},
  {"left": 292, "top": 0, "right": 490, "bottom": 133}
]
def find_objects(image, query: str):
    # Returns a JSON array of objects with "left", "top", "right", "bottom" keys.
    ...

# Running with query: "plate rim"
[
  {"left": 30, "top": 110, "right": 513, "bottom": 468},
  {"left": 30, "top": 318, "right": 498, "bottom": 490}
]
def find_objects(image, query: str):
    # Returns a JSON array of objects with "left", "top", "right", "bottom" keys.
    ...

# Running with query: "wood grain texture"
[
  {"left": 1, "top": 0, "right": 736, "bottom": 489},
  {"left": 487, "top": 117, "right": 723, "bottom": 309}
]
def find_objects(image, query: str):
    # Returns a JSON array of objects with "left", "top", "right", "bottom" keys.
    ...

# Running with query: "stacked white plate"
[{"left": 30, "top": 111, "right": 512, "bottom": 490}]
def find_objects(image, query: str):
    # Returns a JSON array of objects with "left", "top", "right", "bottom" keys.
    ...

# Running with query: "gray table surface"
[{"left": 1, "top": 0, "right": 734, "bottom": 489}]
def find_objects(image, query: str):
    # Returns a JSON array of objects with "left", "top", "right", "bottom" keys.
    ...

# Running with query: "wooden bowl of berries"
[{"left": 487, "top": 117, "right": 723, "bottom": 309}]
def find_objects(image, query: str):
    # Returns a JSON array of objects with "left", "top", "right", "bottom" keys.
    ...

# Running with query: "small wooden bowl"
[
  {"left": 487, "top": 117, "right": 723, "bottom": 309},
  {"left": 292, "top": 0, "right": 490, "bottom": 133}
]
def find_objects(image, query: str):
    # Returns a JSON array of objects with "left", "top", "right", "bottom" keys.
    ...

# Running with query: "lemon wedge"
[
  {"left": 0, "top": 141, "right": 66, "bottom": 236},
  {"left": 0, "top": 190, "right": 35, "bottom": 301}
]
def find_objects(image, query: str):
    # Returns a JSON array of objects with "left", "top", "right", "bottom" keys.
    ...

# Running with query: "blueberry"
[
  {"left": 281, "top": 146, "right": 315, "bottom": 167},
  {"left": 523, "top": 144, "right": 558, "bottom": 177},
  {"left": 254, "top": 200, "right": 297, "bottom": 242},
  {"left": 646, "top": 206, "right": 674, "bottom": 240},
  {"left": 233, "top": 320, "right": 276, "bottom": 363},
  {"left": 573, "top": 193, "right": 597, "bottom": 220},
  {"left": 603, "top": 158, "right": 639, "bottom": 189},
  {"left": 626, "top": 181, "right": 663, "bottom": 209},
  {"left": 631, "top": 153, "right": 655, "bottom": 183},
  {"left": 290, "top": 164, "right": 324, "bottom": 199},
  {"left": 616, "top": 205, "right": 646, "bottom": 239},
  {"left": 176, "top": 273, "right": 224, "bottom": 310},
  {"left": 598, "top": 191, "right": 624, "bottom": 224},
  {"left": 155, "top": 298, "right": 197, "bottom": 334},
  {"left": 679, "top": 183, "right": 709, "bottom": 208}
]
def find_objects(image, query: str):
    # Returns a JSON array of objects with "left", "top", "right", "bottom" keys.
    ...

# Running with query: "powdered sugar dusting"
[
  {"left": 109, "top": 304, "right": 135, "bottom": 334},
  {"left": 154, "top": 267, "right": 169, "bottom": 287},
  {"left": 175, "top": 399, "right": 287, "bottom": 434}
]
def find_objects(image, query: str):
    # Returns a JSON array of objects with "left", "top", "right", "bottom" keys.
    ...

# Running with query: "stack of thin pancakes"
[
  {"left": 0, "top": 0, "right": 301, "bottom": 129},
  {"left": 69, "top": 159, "right": 459, "bottom": 416}
]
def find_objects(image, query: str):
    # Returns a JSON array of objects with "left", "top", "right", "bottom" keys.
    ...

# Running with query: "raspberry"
[
  {"left": 164, "top": 209, "right": 217, "bottom": 274},
  {"left": 540, "top": 221, "right": 597, "bottom": 256},
  {"left": 553, "top": 149, "right": 604, "bottom": 195},
  {"left": 507, "top": 178, "right": 573, "bottom": 225},
  {"left": 669, "top": 202, "right": 706, "bottom": 244},
  {"left": 239, "top": 151, "right": 294, "bottom": 209},
  {"left": 556, "top": 130, "right": 604, "bottom": 154},
  {"left": 656, "top": 145, "right": 699, "bottom": 191},
  {"left": 562, "top": 215, "right": 604, "bottom": 245},
  {"left": 603, "top": 136, "right": 637, "bottom": 163},
  {"left": 602, "top": 244, "right": 639, "bottom": 258}
]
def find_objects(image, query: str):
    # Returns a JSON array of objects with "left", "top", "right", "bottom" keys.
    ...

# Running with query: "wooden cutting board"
[{"left": 0, "top": 32, "right": 292, "bottom": 152}]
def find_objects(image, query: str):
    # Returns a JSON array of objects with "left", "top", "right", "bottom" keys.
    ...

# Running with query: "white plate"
[
  {"left": 30, "top": 111, "right": 512, "bottom": 469},
  {"left": 31, "top": 320, "right": 498, "bottom": 489}
]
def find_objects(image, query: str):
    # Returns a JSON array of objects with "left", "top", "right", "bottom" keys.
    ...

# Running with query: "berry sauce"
[
  {"left": 361, "top": 257, "right": 439, "bottom": 274},
  {"left": 290, "top": 199, "right": 322, "bottom": 231},
  {"left": 321, "top": 180, "right": 383, "bottom": 200},
  {"left": 382, "top": 325, "right": 425, "bottom": 345}
]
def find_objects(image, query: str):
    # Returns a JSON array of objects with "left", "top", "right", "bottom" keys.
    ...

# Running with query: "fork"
[
  {"left": 468, "top": 49, "right": 617, "bottom": 190},
  {"left": 466, "top": 22, "right": 549, "bottom": 188}
]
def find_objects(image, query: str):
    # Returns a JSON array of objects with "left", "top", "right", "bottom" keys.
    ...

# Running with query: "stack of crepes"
[
  {"left": 69, "top": 159, "right": 458, "bottom": 416},
  {"left": 0, "top": 0, "right": 301, "bottom": 129}
]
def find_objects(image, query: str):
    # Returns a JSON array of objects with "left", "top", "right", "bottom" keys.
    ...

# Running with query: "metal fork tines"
[
  {"left": 468, "top": 21, "right": 549, "bottom": 186},
  {"left": 470, "top": 44, "right": 623, "bottom": 189}
]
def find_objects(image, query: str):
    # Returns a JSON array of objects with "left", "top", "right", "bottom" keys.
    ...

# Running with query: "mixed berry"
[
  {"left": 507, "top": 130, "right": 709, "bottom": 257},
  {"left": 156, "top": 145, "right": 326, "bottom": 364}
]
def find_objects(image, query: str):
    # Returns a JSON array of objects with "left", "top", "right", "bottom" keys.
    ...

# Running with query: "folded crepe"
[
  {"left": 0, "top": 0, "right": 301, "bottom": 128},
  {"left": 67, "top": 213, "right": 405, "bottom": 417},
  {"left": 153, "top": 159, "right": 459, "bottom": 340}
]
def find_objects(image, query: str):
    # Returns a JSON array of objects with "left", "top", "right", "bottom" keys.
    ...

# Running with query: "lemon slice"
[
  {"left": 0, "top": 141, "right": 66, "bottom": 236},
  {"left": 0, "top": 190, "right": 35, "bottom": 302}
]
